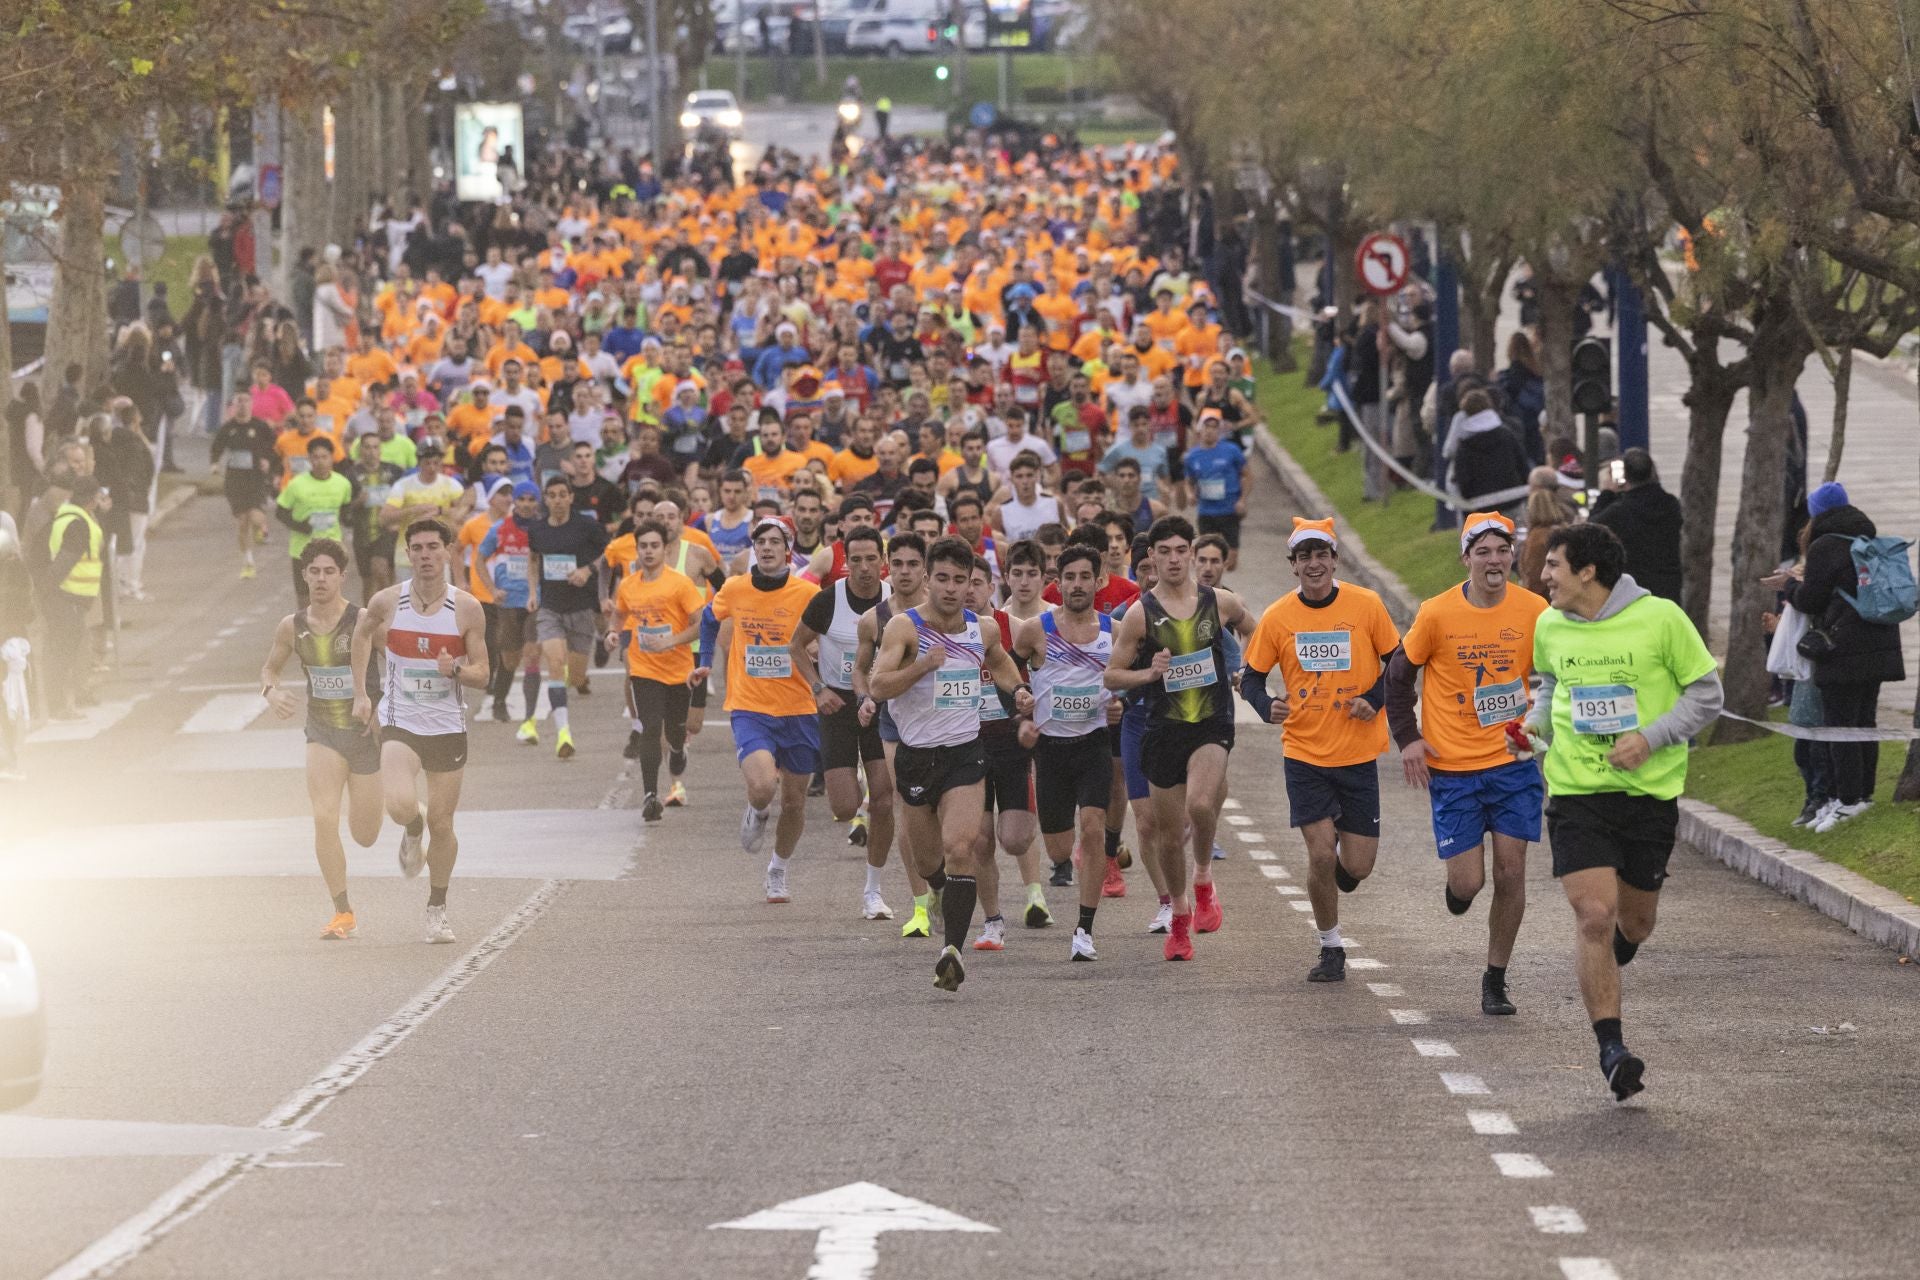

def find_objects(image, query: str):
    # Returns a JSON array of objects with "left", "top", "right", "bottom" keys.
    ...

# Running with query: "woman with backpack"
[{"left": 1781, "top": 482, "right": 1911, "bottom": 833}]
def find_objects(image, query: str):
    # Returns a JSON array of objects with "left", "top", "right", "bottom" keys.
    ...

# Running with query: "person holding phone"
[{"left": 1590, "top": 447, "right": 1684, "bottom": 603}]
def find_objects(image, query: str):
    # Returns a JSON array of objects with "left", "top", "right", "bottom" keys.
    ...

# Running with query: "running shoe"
[
  {"left": 624, "top": 730, "right": 643, "bottom": 760},
  {"left": 1601, "top": 1041, "right": 1646, "bottom": 1101},
  {"left": 1791, "top": 798, "right": 1825, "bottom": 828},
  {"left": 862, "top": 890, "right": 894, "bottom": 921},
  {"left": 1814, "top": 799, "right": 1871, "bottom": 833},
  {"left": 424, "top": 904, "right": 455, "bottom": 944},
  {"left": 1307, "top": 946, "right": 1346, "bottom": 982},
  {"left": 319, "top": 911, "right": 357, "bottom": 941},
  {"left": 1070, "top": 927, "right": 1098, "bottom": 961},
  {"left": 1147, "top": 902, "right": 1173, "bottom": 934},
  {"left": 901, "top": 906, "right": 931, "bottom": 938},
  {"left": 846, "top": 814, "right": 869, "bottom": 847},
  {"left": 740, "top": 805, "right": 771, "bottom": 855},
  {"left": 1115, "top": 840, "right": 1133, "bottom": 870},
  {"left": 491, "top": 701, "right": 511, "bottom": 723},
  {"left": 1023, "top": 884, "right": 1052, "bottom": 928},
  {"left": 1193, "top": 881, "right": 1223, "bottom": 933},
  {"left": 665, "top": 780, "right": 688, "bottom": 807},
  {"left": 973, "top": 918, "right": 1006, "bottom": 951},
  {"left": 556, "top": 727, "right": 576, "bottom": 759},
  {"left": 641, "top": 792, "right": 664, "bottom": 823},
  {"left": 1049, "top": 860, "right": 1074, "bottom": 887},
  {"left": 576, "top": 678, "right": 592, "bottom": 696},
  {"left": 807, "top": 774, "right": 826, "bottom": 797},
  {"left": 1101, "top": 857, "right": 1126, "bottom": 898},
  {"left": 239, "top": 562, "right": 256, "bottom": 580},
  {"left": 1211, "top": 841, "right": 1226, "bottom": 861},
  {"left": 765, "top": 864, "right": 790, "bottom": 904},
  {"left": 1333, "top": 858, "right": 1361, "bottom": 893},
  {"left": 516, "top": 717, "right": 540, "bottom": 745},
  {"left": 933, "top": 944, "right": 966, "bottom": 992},
  {"left": 1481, "top": 970, "right": 1516, "bottom": 1016},
  {"left": 1163, "top": 915, "right": 1194, "bottom": 961},
  {"left": 397, "top": 803, "right": 427, "bottom": 879}
]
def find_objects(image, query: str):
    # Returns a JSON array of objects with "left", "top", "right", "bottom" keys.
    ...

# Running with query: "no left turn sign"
[{"left": 1356, "top": 232, "right": 1410, "bottom": 296}]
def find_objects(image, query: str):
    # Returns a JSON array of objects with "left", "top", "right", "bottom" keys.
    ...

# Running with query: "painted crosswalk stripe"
[
  {"left": 1275, "top": 885, "right": 1304, "bottom": 896},
  {"left": 1412, "top": 1039, "right": 1458, "bottom": 1058},
  {"left": 1366, "top": 982, "right": 1404, "bottom": 998},
  {"left": 1493, "top": 1153, "right": 1552, "bottom": 1178},
  {"left": 1221, "top": 798, "right": 1242, "bottom": 809},
  {"left": 1224, "top": 814, "right": 1252, "bottom": 826},
  {"left": 1559, "top": 1259, "right": 1621, "bottom": 1280},
  {"left": 1248, "top": 849, "right": 1276, "bottom": 861},
  {"left": 1234, "top": 832, "right": 1266, "bottom": 843},
  {"left": 180, "top": 692, "right": 267, "bottom": 735},
  {"left": 1467, "top": 1110, "right": 1516, "bottom": 1135},
  {"left": 1388, "top": 1009, "right": 1429, "bottom": 1025},
  {"left": 24, "top": 698, "right": 141, "bottom": 744},
  {"left": 1258, "top": 865, "right": 1288, "bottom": 879},
  {"left": 1441, "top": 1073, "right": 1490, "bottom": 1095},
  {"left": 1288, "top": 900, "right": 1314, "bottom": 912},
  {"left": 1529, "top": 1206, "right": 1587, "bottom": 1234},
  {"left": 1347, "top": 957, "right": 1385, "bottom": 970}
]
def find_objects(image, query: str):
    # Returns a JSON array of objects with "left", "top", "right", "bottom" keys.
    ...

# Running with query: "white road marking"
[
  {"left": 0, "top": 1117, "right": 316, "bottom": 1160},
  {"left": 1493, "top": 1153, "right": 1553, "bottom": 1179},
  {"left": 1234, "top": 832, "right": 1266, "bottom": 843},
  {"left": 713, "top": 1181, "right": 996, "bottom": 1280},
  {"left": 178, "top": 693, "right": 267, "bottom": 735},
  {"left": 1442, "top": 1073, "right": 1490, "bottom": 1095},
  {"left": 261, "top": 1161, "right": 346, "bottom": 1169},
  {"left": 1224, "top": 814, "right": 1252, "bottom": 826},
  {"left": 1347, "top": 957, "right": 1386, "bottom": 970},
  {"left": 1289, "top": 900, "right": 1315, "bottom": 912},
  {"left": 216, "top": 625, "right": 241, "bottom": 638},
  {"left": 1388, "top": 1009, "right": 1429, "bottom": 1025},
  {"left": 1468, "top": 1110, "right": 1517, "bottom": 1135},
  {"left": 1221, "top": 798, "right": 1242, "bottom": 809},
  {"left": 1530, "top": 1206, "right": 1588, "bottom": 1234},
  {"left": 1258, "top": 865, "right": 1288, "bottom": 879},
  {"left": 42, "top": 880, "right": 567, "bottom": 1280},
  {"left": 24, "top": 699, "right": 140, "bottom": 744},
  {"left": 1275, "top": 886, "right": 1304, "bottom": 896},
  {"left": 1366, "top": 982, "right": 1405, "bottom": 998},
  {"left": 1559, "top": 1259, "right": 1621, "bottom": 1280},
  {"left": 1412, "top": 1038, "right": 1458, "bottom": 1058},
  {"left": 1248, "top": 849, "right": 1276, "bottom": 861}
]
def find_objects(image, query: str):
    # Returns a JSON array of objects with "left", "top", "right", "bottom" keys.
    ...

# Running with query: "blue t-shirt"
[
  {"left": 1184, "top": 441, "right": 1246, "bottom": 516},
  {"left": 1098, "top": 440, "right": 1172, "bottom": 499}
]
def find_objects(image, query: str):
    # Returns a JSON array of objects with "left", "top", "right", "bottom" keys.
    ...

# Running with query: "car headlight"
[
  {"left": 837, "top": 102, "right": 860, "bottom": 122},
  {"left": 679, "top": 111, "right": 701, "bottom": 129},
  {"left": 719, "top": 109, "right": 744, "bottom": 129}
]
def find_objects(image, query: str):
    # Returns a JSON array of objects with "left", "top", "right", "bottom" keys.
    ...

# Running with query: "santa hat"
[
  {"left": 1459, "top": 511, "right": 1516, "bottom": 552},
  {"left": 1287, "top": 516, "right": 1337, "bottom": 552}
]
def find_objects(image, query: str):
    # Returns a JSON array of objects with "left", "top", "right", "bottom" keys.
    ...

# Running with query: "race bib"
[
  {"left": 365, "top": 484, "right": 392, "bottom": 507},
  {"left": 1060, "top": 429, "right": 1091, "bottom": 453},
  {"left": 307, "top": 664, "right": 353, "bottom": 700},
  {"left": 1013, "top": 383, "right": 1039, "bottom": 404},
  {"left": 400, "top": 666, "right": 453, "bottom": 702},
  {"left": 745, "top": 644, "right": 792, "bottom": 678},
  {"left": 287, "top": 456, "right": 312, "bottom": 476},
  {"left": 1570, "top": 684, "right": 1639, "bottom": 736},
  {"left": 498, "top": 553, "right": 529, "bottom": 582},
  {"left": 979, "top": 678, "right": 1009, "bottom": 722},
  {"left": 308, "top": 509, "right": 339, "bottom": 533},
  {"left": 1473, "top": 676, "right": 1529, "bottom": 727},
  {"left": 1164, "top": 647, "right": 1217, "bottom": 692},
  {"left": 1197, "top": 477, "right": 1228, "bottom": 502},
  {"left": 1294, "top": 631, "right": 1351, "bottom": 673},
  {"left": 542, "top": 554, "right": 577, "bottom": 582},
  {"left": 835, "top": 651, "right": 856, "bottom": 687},
  {"left": 226, "top": 450, "right": 255, "bottom": 470},
  {"left": 406, "top": 409, "right": 427, "bottom": 428},
  {"left": 757, "top": 485, "right": 784, "bottom": 503},
  {"left": 1050, "top": 681, "right": 1102, "bottom": 724},
  {"left": 935, "top": 664, "right": 981, "bottom": 710}
]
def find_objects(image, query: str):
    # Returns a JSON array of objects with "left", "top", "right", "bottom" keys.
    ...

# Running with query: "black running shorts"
[
  {"left": 1547, "top": 792, "right": 1679, "bottom": 892},
  {"left": 982, "top": 734, "right": 1033, "bottom": 814},
  {"left": 1033, "top": 730, "right": 1111, "bottom": 834},
  {"left": 893, "top": 739, "right": 986, "bottom": 809},
  {"left": 1141, "top": 719, "right": 1235, "bottom": 791},
  {"left": 818, "top": 690, "right": 884, "bottom": 770},
  {"left": 380, "top": 726, "right": 469, "bottom": 774}
]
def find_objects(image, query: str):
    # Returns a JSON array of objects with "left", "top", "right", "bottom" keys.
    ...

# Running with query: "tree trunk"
[
  {"left": 1677, "top": 370, "right": 1739, "bottom": 637},
  {"left": 404, "top": 82, "right": 432, "bottom": 202},
  {"left": 1326, "top": 209, "right": 1359, "bottom": 322},
  {"left": 45, "top": 158, "right": 111, "bottom": 403},
  {"left": 1461, "top": 284, "right": 1500, "bottom": 378},
  {"left": 1823, "top": 344, "right": 1851, "bottom": 483},
  {"left": 1536, "top": 277, "right": 1575, "bottom": 447},
  {"left": 1717, "top": 292, "right": 1811, "bottom": 743},
  {"left": 0, "top": 223, "right": 13, "bottom": 510},
  {"left": 282, "top": 103, "right": 328, "bottom": 306}
]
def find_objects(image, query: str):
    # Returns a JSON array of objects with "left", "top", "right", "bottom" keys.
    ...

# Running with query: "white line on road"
[
  {"left": 1529, "top": 1206, "right": 1588, "bottom": 1234},
  {"left": 1492, "top": 1153, "right": 1553, "bottom": 1178},
  {"left": 1258, "top": 865, "right": 1288, "bottom": 879},
  {"left": 1441, "top": 1073, "right": 1490, "bottom": 1096},
  {"left": 1366, "top": 982, "right": 1404, "bottom": 998},
  {"left": 1559, "top": 1259, "right": 1621, "bottom": 1280},
  {"left": 1467, "top": 1110, "right": 1517, "bottom": 1135},
  {"left": 1412, "top": 1039, "right": 1458, "bottom": 1058},
  {"left": 1248, "top": 849, "right": 1276, "bottom": 861},
  {"left": 1234, "top": 832, "right": 1266, "bottom": 843},
  {"left": 178, "top": 692, "right": 266, "bottom": 735},
  {"left": 1224, "top": 814, "right": 1252, "bottom": 826},
  {"left": 1289, "top": 900, "right": 1315, "bottom": 912},
  {"left": 41, "top": 880, "right": 567, "bottom": 1280},
  {"left": 1388, "top": 1009, "right": 1429, "bottom": 1025},
  {"left": 1275, "top": 886, "right": 1304, "bottom": 896},
  {"left": 1347, "top": 957, "right": 1386, "bottom": 970},
  {"left": 1221, "top": 798, "right": 1242, "bottom": 809}
]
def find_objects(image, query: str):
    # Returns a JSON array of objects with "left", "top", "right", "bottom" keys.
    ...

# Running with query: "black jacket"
[
  {"left": 1592, "top": 482, "right": 1684, "bottom": 604},
  {"left": 1788, "top": 504, "right": 1907, "bottom": 687},
  {"left": 1451, "top": 417, "right": 1530, "bottom": 507}
]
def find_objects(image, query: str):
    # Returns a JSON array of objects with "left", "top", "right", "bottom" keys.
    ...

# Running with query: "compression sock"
[
  {"left": 940, "top": 875, "right": 977, "bottom": 941},
  {"left": 926, "top": 866, "right": 948, "bottom": 894},
  {"left": 668, "top": 746, "right": 688, "bottom": 775},
  {"left": 864, "top": 865, "right": 884, "bottom": 894},
  {"left": 1104, "top": 826, "right": 1120, "bottom": 860},
  {"left": 405, "top": 813, "right": 425, "bottom": 839},
  {"left": 1613, "top": 926, "right": 1640, "bottom": 967},
  {"left": 522, "top": 669, "right": 542, "bottom": 715},
  {"left": 638, "top": 731, "right": 664, "bottom": 795},
  {"left": 1444, "top": 884, "right": 1474, "bottom": 916},
  {"left": 1592, "top": 1016, "right": 1624, "bottom": 1054},
  {"left": 1333, "top": 857, "right": 1360, "bottom": 894},
  {"left": 427, "top": 885, "right": 448, "bottom": 907},
  {"left": 547, "top": 682, "right": 569, "bottom": 730},
  {"left": 1317, "top": 925, "right": 1344, "bottom": 949},
  {"left": 332, "top": 891, "right": 351, "bottom": 913},
  {"left": 1078, "top": 905, "right": 1097, "bottom": 934}
]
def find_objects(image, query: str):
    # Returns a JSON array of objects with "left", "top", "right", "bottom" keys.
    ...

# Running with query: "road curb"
[
  {"left": 1249, "top": 426, "right": 1420, "bottom": 626},
  {"left": 1677, "top": 797, "right": 1920, "bottom": 958},
  {"left": 146, "top": 479, "right": 199, "bottom": 534}
]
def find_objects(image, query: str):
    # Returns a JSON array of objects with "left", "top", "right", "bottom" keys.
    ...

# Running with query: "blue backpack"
[{"left": 1841, "top": 536, "right": 1918, "bottom": 625}]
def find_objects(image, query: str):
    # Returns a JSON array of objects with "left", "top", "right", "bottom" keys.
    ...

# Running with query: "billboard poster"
[
  {"left": 984, "top": 0, "right": 1033, "bottom": 48},
  {"left": 453, "top": 102, "right": 525, "bottom": 203}
]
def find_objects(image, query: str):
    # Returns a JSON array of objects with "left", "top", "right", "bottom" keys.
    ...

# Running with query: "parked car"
[{"left": 846, "top": 12, "right": 944, "bottom": 54}]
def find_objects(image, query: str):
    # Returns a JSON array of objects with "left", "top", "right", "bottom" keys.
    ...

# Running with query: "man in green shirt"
[
  {"left": 276, "top": 436, "right": 357, "bottom": 606},
  {"left": 1520, "top": 523, "right": 1722, "bottom": 1102}
]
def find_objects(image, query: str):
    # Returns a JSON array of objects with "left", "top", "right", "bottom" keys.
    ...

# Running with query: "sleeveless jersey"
[
  {"left": 1140, "top": 586, "right": 1230, "bottom": 726},
  {"left": 949, "top": 465, "right": 995, "bottom": 508},
  {"left": 380, "top": 587, "right": 469, "bottom": 736},
  {"left": 708, "top": 509, "right": 754, "bottom": 562},
  {"left": 889, "top": 607, "right": 985, "bottom": 749},
  {"left": 296, "top": 602, "right": 366, "bottom": 732},
  {"left": 978, "top": 609, "right": 1026, "bottom": 737},
  {"left": 1033, "top": 610, "right": 1113, "bottom": 739},
  {"left": 820, "top": 576, "right": 890, "bottom": 692}
]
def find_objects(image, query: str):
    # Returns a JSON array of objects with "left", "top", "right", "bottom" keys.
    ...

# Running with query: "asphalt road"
[{"left": 3, "top": 452, "right": 1917, "bottom": 1279}]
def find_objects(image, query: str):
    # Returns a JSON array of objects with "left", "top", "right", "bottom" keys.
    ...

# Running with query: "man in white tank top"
[
  {"left": 988, "top": 451, "right": 1061, "bottom": 543},
  {"left": 867, "top": 536, "right": 1033, "bottom": 994},
  {"left": 351, "top": 517, "right": 491, "bottom": 945}
]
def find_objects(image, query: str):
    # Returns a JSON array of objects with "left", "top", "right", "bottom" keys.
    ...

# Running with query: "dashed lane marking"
[
  {"left": 1248, "top": 849, "right": 1276, "bottom": 861},
  {"left": 1441, "top": 1073, "right": 1490, "bottom": 1096},
  {"left": 1289, "top": 901, "right": 1315, "bottom": 912},
  {"left": 1412, "top": 1039, "right": 1459, "bottom": 1058},
  {"left": 1234, "top": 832, "right": 1266, "bottom": 843},
  {"left": 1529, "top": 1206, "right": 1588, "bottom": 1235},
  {"left": 1467, "top": 1111, "right": 1517, "bottom": 1135},
  {"left": 1387, "top": 1009, "right": 1429, "bottom": 1025},
  {"left": 1224, "top": 815, "right": 1252, "bottom": 826},
  {"left": 1257, "top": 865, "right": 1288, "bottom": 879},
  {"left": 1275, "top": 886, "right": 1304, "bottom": 896},
  {"left": 1492, "top": 1153, "right": 1553, "bottom": 1179},
  {"left": 1366, "top": 982, "right": 1405, "bottom": 998},
  {"left": 1558, "top": 1259, "right": 1621, "bottom": 1280},
  {"left": 1347, "top": 957, "right": 1386, "bottom": 970}
]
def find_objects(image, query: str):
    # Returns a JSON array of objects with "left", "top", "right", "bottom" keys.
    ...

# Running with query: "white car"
[
  {"left": 679, "top": 90, "right": 745, "bottom": 138},
  {"left": 846, "top": 13, "right": 944, "bottom": 55}
]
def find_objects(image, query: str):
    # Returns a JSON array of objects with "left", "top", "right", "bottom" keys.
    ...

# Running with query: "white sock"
[
  {"left": 864, "top": 865, "right": 883, "bottom": 894},
  {"left": 750, "top": 802, "right": 770, "bottom": 819},
  {"left": 1318, "top": 926, "right": 1344, "bottom": 949},
  {"left": 243, "top": 550, "right": 254, "bottom": 566},
  {"left": 630, "top": 716, "right": 642, "bottom": 731},
  {"left": 771, "top": 853, "right": 791, "bottom": 870}
]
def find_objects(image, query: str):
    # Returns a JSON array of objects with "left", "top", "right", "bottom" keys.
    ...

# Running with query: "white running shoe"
[
  {"left": 862, "top": 890, "right": 894, "bottom": 920},
  {"left": 1070, "top": 927, "right": 1098, "bottom": 961},
  {"left": 1148, "top": 902, "right": 1173, "bottom": 934},
  {"left": 424, "top": 904, "right": 455, "bottom": 944},
  {"left": 973, "top": 917, "right": 1005, "bottom": 951},
  {"left": 766, "top": 863, "right": 790, "bottom": 903},
  {"left": 1814, "top": 799, "right": 1871, "bottom": 833},
  {"left": 397, "top": 803, "right": 427, "bottom": 878},
  {"left": 740, "top": 805, "right": 771, "bottom": 855}
]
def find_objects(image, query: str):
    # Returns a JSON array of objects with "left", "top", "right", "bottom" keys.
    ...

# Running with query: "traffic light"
[
  {"left": 935, "top": 64, "right": 950, "bottom": 81},
  {"left": 1572, "top": 336, "right": 1612, "bottom": 415}
]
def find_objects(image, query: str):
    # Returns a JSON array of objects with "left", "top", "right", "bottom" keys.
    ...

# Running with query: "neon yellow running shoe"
[
  {"left": 556, "top": 726, "right": 576, "bottom": 759},
  {"left": 901, "top": 906, "right": 931, "bottom": 938}
]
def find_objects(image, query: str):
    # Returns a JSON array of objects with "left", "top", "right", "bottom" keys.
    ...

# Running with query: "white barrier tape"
[
  {"left": 1718, "top": 710, "right": 1920, "bottom": 742},
  {"left": 1329, "top": 382, "right": 1536, "bottom": 512}
]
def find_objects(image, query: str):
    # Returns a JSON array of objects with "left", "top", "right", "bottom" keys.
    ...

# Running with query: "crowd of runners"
[{"left": 245, "top": 128, "right": 1722, "bottom": 1104}]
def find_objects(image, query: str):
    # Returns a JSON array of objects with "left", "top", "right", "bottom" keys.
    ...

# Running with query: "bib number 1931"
[{"left": 1570, "top": 684, "right": 1638, "bottom": 736}]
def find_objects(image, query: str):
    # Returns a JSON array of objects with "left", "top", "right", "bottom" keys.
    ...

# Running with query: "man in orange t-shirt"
[
  {"left": 606, "top": 518, "right": 708, "bottom": 819},
  {"left": 1383, "top": 511, "right": 1548, "bottom": 1016}
]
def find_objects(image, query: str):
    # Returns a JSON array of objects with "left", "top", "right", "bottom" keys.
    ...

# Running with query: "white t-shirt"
[
  {"left": 1104, "top": 377, "right": 1154, "bottom": 423},
  {"left": 476, "top": 261, "right": 516, "bottom": 300},
  {"left": 493, "top": 387, "right": 543, "bottom": 424},
  {"left": 986, "top": 432, "right": 1058, "bottom": 478},
  {"left": 568, "top": 410, "right": 607, "bottom": 447}
]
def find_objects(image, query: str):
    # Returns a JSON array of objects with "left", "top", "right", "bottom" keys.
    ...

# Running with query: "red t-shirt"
[{"left": 1043, "top": 573, "right": 1140, "bottom": 616}]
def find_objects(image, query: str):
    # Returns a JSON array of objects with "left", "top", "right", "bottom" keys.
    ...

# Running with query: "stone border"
[{"left": 1678, "top": 798, "right": 1920, "bottom": 958}]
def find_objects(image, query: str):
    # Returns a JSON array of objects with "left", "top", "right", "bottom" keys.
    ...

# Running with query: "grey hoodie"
[{"left": 1525, "top": 574, "right": 1724, "bottom": 751}]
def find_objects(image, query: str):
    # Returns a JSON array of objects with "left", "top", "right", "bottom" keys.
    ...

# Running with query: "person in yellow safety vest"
[
  {"left": 875, "top": 96, "right": 892, "bottom": 140},
  {"left": 43, "top": 476, "right": 111, "bottom": 720}
]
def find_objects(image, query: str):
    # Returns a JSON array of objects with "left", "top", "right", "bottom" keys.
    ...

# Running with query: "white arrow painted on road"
[{"left": 712, "top": 1181, "right": 996, "bottom": 1280}]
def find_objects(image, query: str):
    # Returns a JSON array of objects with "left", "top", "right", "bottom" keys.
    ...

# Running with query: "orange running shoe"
[
  {"left": 320, "top": 911, "right": 357, "bottom": 941},
  {"left": 1101, "top": 856, "right": 1127, "bottom": 898},
  {"left": 1163, "top": 914, "right": 1194, "bottom": 961},
  {"left": 1193, "top": 882, "right": 1223, "bottom": 933}
]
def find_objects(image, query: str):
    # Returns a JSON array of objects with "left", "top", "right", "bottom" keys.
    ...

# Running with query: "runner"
[
  {"left": 789, "top": 524, "right": 897, "bottom": 920},
  {"left": 987, "top": 450, "right": 1062, "bottom": 542},
  {"left": 1115, "top": 537, "right": 1175, "bottom": 929},
  {"left": 1239, "top": 517, "right": 1401, "bottom": 982},
  {"left": 1105, "top": 515, "right": 1252, "bottom": 961},
  {"left": 274, "top": 435, "right": 355, "bottom": 606},
  {"left": 1385, "top": 512, "right": 1549, "bottom": 1015},
  {"left": 258, "top": 538, "right": 383, "bottom": 939},
  {"left": 1015, "top": 544, "right": 1121, "bottom": 960},
  {"left": 867, "top": 536, "right": 1034, "bottom": 992},
  {"left": 695, "top": 516, "right": 822, "bottom": 904},
  {"left": 1193, "top": 531, "right": 1254, "bottom": 862},
  {"left": 525, "top": 474, "right": 611, "bottom": 759},
  {"left": 478, "top": 483, "right": 540, "bottom": 724},
  {"left": 1522, "top": 522, "right": 1722, "bottom": 1099},
  {"left": 606, "top": 519, "right": 706, "bottom": 821},
  {"left": 651, "top": 496, "right": 723, "bottom": 777},
  {"left": 210, "top": 394, "right": 278, "bottom": 580},
  {"left": 1183, "top": 409, "right": 1251, "bottom": 571},
  {"left": 965, "top": 553, "right": 1047, "bottom": 949},
  {"left": 705, "top": 469, "right": 756, "bottom": 569},
  {"left": 851, "top": 532, "right": 935, "bottom": 935},
  {"left": 350, "top": 519, "right": 491, "bottom": 944}
]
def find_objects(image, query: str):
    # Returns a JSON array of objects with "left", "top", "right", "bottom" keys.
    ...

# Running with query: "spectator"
[
  {"left": 1495, "top": 331, "right": 1546, "bottom": 465},
  {"left": 313, "top": 263, "right": 353, "bottom": 352},
  {"left": 1784, "top": 481, "right": 1907, "bottom": 832},
  {"left": 1591, "top": 447, "right": 1684, "bottom": 603},
  {"left": 1444, "top": 388, "right": 1530, "bottom": 513},
  {"left": 1517, "top": 466, "right": 1577, "bottom": 597},
  {"left": 39, "top": 475, "right": 111, "bottom": 719},
  {"left": 5, "top": 382, "right": 45, "bottom": 506},
  {"left": 180, "top": 255, "right": 228, "bottom": 438},
  {"left": 93, "top": 402, "right": 157, "bottom": 601}
]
